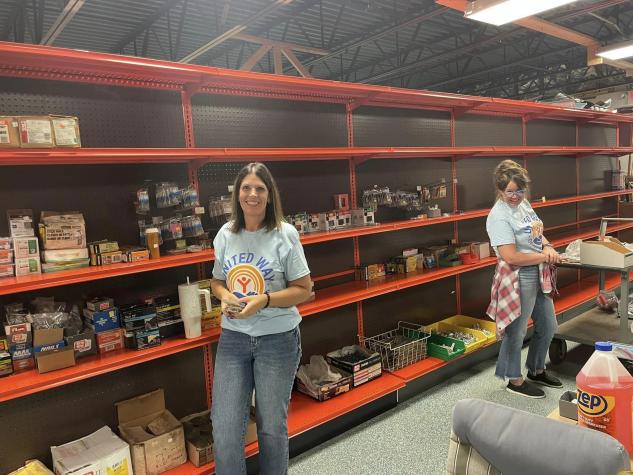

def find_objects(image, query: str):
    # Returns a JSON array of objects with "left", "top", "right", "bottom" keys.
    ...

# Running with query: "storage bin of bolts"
[{"left": 435, "top": 330, "right": 476, "bottom": 346}]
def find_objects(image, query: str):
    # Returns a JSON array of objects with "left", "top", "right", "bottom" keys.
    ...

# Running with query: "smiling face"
[
  {"left": 239, "top": 173, "right": 269, "bottom": 225},
  {"left": 502, "top": 180, "right": 525, "bottom": 207}
]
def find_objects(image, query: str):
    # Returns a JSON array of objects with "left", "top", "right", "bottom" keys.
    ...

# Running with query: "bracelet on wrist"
[{"left": 264, "top": 291, "right": 270, "bottom": 308}]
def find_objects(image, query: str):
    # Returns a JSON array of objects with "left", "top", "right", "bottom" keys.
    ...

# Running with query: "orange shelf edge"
[
  {"left": 0, "top": 327, "right": 221, "bottom": 403},
  {"left": 0, "top": 250, "right": 214, "bottom": 296}
]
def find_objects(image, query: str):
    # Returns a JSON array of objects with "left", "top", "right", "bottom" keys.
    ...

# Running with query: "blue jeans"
[
  {"left": 212, "top": 326, "right": 301, "bottom": 475},
  {"left": 495, "top": 266, "right": 557, "bottom": 380}
]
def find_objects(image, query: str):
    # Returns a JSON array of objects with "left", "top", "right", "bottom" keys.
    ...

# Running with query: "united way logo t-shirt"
[
  {"left": 212, "top": 221, "right": 310, "bottom": 336},
  {"left": 486, "top": 199, "right": 544, "bottom": 256}
]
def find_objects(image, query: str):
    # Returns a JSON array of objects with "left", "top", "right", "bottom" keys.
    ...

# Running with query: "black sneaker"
[
  {"left": 527, "top": 371, "right": 563, "bottom": 388},
  {"left": 506, "top": 380, "right": 545, "bottom": 398}
]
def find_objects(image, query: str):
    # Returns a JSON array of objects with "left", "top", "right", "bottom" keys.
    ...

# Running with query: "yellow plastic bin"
[
  {"left": 424, "top": 321, "right": 486, "bottom": 354},
  {"left": 441, "top": 315, "right": 497, "bottom": 345}
]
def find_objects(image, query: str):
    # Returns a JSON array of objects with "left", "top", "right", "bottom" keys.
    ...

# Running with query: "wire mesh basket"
[{"left": 359, "top": 321, "right": 430, "bottom": 372}]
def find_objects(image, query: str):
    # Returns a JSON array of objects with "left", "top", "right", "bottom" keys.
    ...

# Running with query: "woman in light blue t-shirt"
[
  {"left": 210, "top": 162, "right": 312, "bottom": 475},
  {"left": 486, "top": 160, "right": 563, "bottom": 399}
]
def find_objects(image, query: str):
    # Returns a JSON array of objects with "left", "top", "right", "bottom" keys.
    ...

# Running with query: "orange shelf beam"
[
  {"left": 0, "top": 327, "right": 221, "bottom": 403},
  {"left": 1, "top": 42, "right": 633, "bottom": 125},
  {"left": 0, "top": 250, "right": 215, "bottom": 296},
  {"left": 1, "top": 146, "right": 633, "bottom": 166}
]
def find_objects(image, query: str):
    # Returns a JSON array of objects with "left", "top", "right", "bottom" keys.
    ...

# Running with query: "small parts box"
[
  {"left": 427, "top": 334, "right": 466, "bottom": 361},
  {"left": 96, "top": 328, "right": 124, "bottom": 354},
  {"left": 33, "top": 328, "right": 75, "bottom": 374},
  {"left": 116, "top": 389, "right": 187, "bottom": 475},
  {"left": 84, "top": 307, "right": 120, "bottom": 333},
  {"left": 295, "top": 357, "right": 353, "bottom": 401},
  {"left": 65, "top": 328, "right": 97, "bottom": 358},
  {"left": 326, "top": 345, "right": 382, "bottom": 387},
  {"left": 0, "top": 117, "right": 19, "bottom": 147}
]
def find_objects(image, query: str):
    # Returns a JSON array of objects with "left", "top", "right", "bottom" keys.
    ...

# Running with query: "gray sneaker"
[{"left": 506, "top": 380, "right": 545, "bottom": 398}]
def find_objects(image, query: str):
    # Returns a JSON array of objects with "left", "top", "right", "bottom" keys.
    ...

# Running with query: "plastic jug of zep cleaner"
[{"left": 576, "top": 341, "right": 633, "bottom": 452}]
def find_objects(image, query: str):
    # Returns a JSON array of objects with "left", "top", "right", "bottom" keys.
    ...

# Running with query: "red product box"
[
  {"left": 5, "top": 323, "right": 32, "bottom": 346},
  {"left": 333, "top": 193, "right": 349, "bottom": 211},
  {"left": 96, "top": 328, "right": 124, "bottom": 354},
  {"left": 13, "top": 357, "right": 35, "bottom": 372}
]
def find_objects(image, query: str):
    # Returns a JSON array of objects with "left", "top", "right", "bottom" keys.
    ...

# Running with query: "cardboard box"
[
  {"left": 0, "top": 237, "right": 10, "bottom": 250},
  {"left": 0, "top": 337, "right": 8, "bottom": 351},
  {"left": 326, "top": 345, "right": 382, "bottom": 387},
  {"left": 295, "top": 366, "right": 353, "bottom": 401},
  {"left": 36, "top": 346, "right": 75, "bottom": 373},
  {"left": 96, "top": 250, "right": 124, "bottom": 265},
  {"left": 18, "top": 116, "right": 54, "bottom": 147},
  {"left": 116, "top": 389, "right": 187, "bottom": 475},
  {"left": 65, "top": 328, "right": 97, "bottom": 358},
  {"left": 5, "top": 322, "right": 32, "bottom": 347},
  {"left": 559, "top": 390, "right": 578, "bottom": 421},
  {"left": 580, "top": 237, "right": 633, "bottom": 268},
  {"left": 393, "top": 255, "right": 418, "bottom": 274},
  {"left": 351, "top": 208, "right": 375, "bottom": 227},
  {"left": 0, "top": 249, "right": 13, "bottom": 263},
  {"left": 0, "top": 117, "right": 19, "bottom": 147},
  {"left": 86, "top": 297, "right": 115, "bottom": 312},
  {"left": 12, "top": 236, "right": 39, "bottom": 258},
  {"left": 33, "top": 328, "right": 65, "bottom": 353},
  {"left": 8, "top": 211, "right": 35, "bottom": 238},
  {"left": 12, "top": 356, "right": 35, "bottom": 372},
  {"left": 41, "top": 248, "right": 89, "bottom": 263},
  {"left": 0, "top": 351, "right": 13, "bottom": 376},
  {"left": 51, "top": 115, "right": 81, "bottom": 147},
  {"left": 51, "top": 426, "right": 133, "bottom": 475},
  {"left": 14, "top": 256, "right": 41, "bottom": 276},
  {"left": 84, "top": 307, "right": 120, "bottom": 332},
  {"left": 356, "top": 263, "right": 385, "bottom": 281},
  {"left": 7, "top": 459, "right": 53, "bottom": 474},
  {"left": 0, "top": 263, "right": 13, "bottom": 277},
  {"left": 469, "top": 242, "right": 491, "bottom": 259}
]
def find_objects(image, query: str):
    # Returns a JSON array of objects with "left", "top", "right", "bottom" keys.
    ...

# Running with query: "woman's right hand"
[{"left": 221, "top": 293, "right": 243, "bottom": 318}]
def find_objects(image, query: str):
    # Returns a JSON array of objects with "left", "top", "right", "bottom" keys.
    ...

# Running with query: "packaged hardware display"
[
  {"left": 156, "top": 182, "right": 182, "bottom": 208},
  {"left": 0, "top": 263, "right": 13, "bottom": 277},
  {"left": 84, "top": 307, "right": 120, "bottom": 333},
  {"left": 51, "top": 426, "right": 133, "bottom": 475},
  {"left": 96, "top": 328, "right": 124, "bottom": 353},
  {"left": 89, "top": 240, "right": 119, "bottom": 255},
  {"left": 136, "top": 187, "right": 151, "bottom": 214},
  {"left": 120, "top": 245, "right": 150, "bottom": 262},
  {"left": 0, "top": 116, "right": 19, "bottom": 147},
  {"left": 7, "top": 459, "right": 54, "bottom": 474},
  {"left": 50, "top": 116, "right": 81, "bottom": 147},
  {"left": 41, "top": 260, "right": 89, "bottom": 273},
  {"left": 296, "top": 355, "right": 353, "bottom": 401},
  {"left": 0, "top": 351, "right": 13, "bottom": 376},
  {"left": 42, "top": 248, "right": 89, "bottom": 263},
  {"left": 14, "top": 257, "right": 41, "bottom": 276},
  {"left": 12, "top": 236, "right": 39, "bottom": 258},
  {"left": 87, "top": 297, "right": 115, "bottom": 312},
  {"left": 326, "top": 345, "right": 382, "bottom": 387},
  {"left": 7, "top": 210, "right": 34, "bottom": 238},
  {"left": 333, "top": 193, "right": 349, "bottom": 211},
  {"left": 180, "top": 410, "right": 214, "bottom": 467},
  {"left": 18, "top": 116, "right": 54, "bottom": 147},
  {"left": 65, "top": 328, "right": 97, "bottom": 358},
  {"left": 0, "top": 236, "right": 10, "bottom": 250},
  {"left": 39, "top": 211, "right": 86, "bottom": 250}
]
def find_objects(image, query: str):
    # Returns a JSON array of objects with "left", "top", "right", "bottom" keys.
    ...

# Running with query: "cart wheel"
[{"left": 549, "top": 339, "right": 567, "bottom": 365}]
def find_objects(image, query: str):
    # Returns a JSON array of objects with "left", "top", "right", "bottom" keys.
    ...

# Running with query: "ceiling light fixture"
[
  {"left": 464, "top": 0, "right": 578, "bottom": 26},
  {"left": 597, "top": 40, "right": 633, "bottom": 60}
]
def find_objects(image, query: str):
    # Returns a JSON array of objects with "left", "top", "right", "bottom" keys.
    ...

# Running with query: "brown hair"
[
  {"left": 493, "top": 160, "right": 530, "bottom": 200},
  {"left": 230, "top": 162, "right": 284, "bottom": 233}
]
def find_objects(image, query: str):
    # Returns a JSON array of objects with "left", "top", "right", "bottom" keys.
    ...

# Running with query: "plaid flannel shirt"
[{"left": 486, "top": 260, "right": 556, "bottom": 338}]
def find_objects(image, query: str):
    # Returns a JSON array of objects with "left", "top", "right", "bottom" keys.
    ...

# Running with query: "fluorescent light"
[
  {"left": 597, "top": 41, "right": 633, "bottom": 60},
  {"left": 465, "top": 0, "right": 578, "bottom": 26}
]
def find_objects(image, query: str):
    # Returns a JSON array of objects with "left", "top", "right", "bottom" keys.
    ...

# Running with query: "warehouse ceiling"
[{"left": 2, "top": 0, "right": 633, "bottom": 100}]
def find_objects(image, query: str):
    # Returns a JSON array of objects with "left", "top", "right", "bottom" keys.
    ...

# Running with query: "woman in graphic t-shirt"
[
  {"left": 210, "top": 162, "right": 312, "bottom": 475},
  {"left": 486, "top": 160, "right": 563, "bottom": 399}
]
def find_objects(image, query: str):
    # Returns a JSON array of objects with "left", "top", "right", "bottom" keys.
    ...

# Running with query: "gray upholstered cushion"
[{"left": 451, "top": 398, "right": 630, "bottom": 475}]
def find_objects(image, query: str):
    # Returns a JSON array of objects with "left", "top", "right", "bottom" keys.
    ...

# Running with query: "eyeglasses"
[{"left": 504, "top": 189, "right": 526, "bottom": 198}]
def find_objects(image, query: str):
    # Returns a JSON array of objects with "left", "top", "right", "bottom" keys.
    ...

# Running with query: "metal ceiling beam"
[
  {"left": 1, "top": 1, "right": 21, "bottom": 41},
  {"left": 233, "top": 32, "right": 327, "bottom": 56},
  {"left": 111, "top": 0, "right": 184, "bottom": 53},
  {"left": 41, "top": 0, "right": 85, "bottom": 45},
  {"left": 304, "top": 5, "right": 448, "bottom": 69},
  {"left": 179, "top": 0, "right": 296, "bottom": 64}
]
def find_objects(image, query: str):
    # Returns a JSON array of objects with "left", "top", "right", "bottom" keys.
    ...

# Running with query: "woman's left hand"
[
  {"left": 543, "top": 246, "right": 561, "bottom": 264},
  {"left": 232, "top": 294, "right": 268, "bottom": 319}
]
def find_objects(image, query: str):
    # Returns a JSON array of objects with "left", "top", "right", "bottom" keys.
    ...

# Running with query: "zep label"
[{"left": 577, "top": 388, "right": 616, "bottom": 434}]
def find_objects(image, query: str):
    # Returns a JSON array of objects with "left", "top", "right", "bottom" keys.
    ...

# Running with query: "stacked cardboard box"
[
  {"left": 39, "top": 211, "right": 89, "bottom": 273},
  {"left": 0, "top": 115, "right": 81, "bottom": 148}
]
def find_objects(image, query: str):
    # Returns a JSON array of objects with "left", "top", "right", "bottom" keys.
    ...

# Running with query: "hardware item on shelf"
[
  {"left": 50, "top": 116, "right": 81, "bottom": 147},
  {"left": 153, "top": 295, "right": 184, "bottom": 339},
  {"left": 295, "top": 355, "right": 353, "bottom": 401},
  {"left": 96, "top": 328, "right": 124, "bottom": 354},
  {"left": 0, "top": 337, "right": 8, "bottom": 351},
  {"left": 318, "top": 211, "right": 337, "bottom": 231},
  {"left": 333, "top": 193, "right": 349, "bottom": 211},
  {"left": 65, "top": 327, "right": 97, "bottom": 359},
  {"left": 39, "top": 211, "right": 86, "bottom": 250},
  {"left": 362, "top": 185, "right": 392, "bottom": 210},
  {"left": 88, "top": 240, "right": 119, "bottom": 255},
  {"left": 350, "top": 208, "right": 376, "bottom": 227},
  {"left": 34, "top": 328, "right": 75, "bottom": 374},
  {"left": 15, "top": 256, "right": 41, "bottom": 276},
  {"left": 159, "top": 218, "right": 183, "bottom": 241},
  {"left": 0, "top": 236, "right": 10, "bottom": 250},
  {"left": 417, "top": 179, "right": 447, "bottom": 203},
  {"left": 392, "top": 255, "right": 418, "bottom": 274},
  {"left": 180, "top": 410, "right": 214, "bottom": 467},
  {"left": 181, "top": 215, "right": 205, "bottom": 238},
  {"left": 356, "top": 263, "right": 386, "bottom": 281},
  {"left": 208, "top": 194, "right": 232, "bottom": 225},
  {"left": 43, "top": 248, "right": 89, "bottom": 263},
  {"left": 41, "top": 260, "right": 90, "bottom": 273},
  {"left": 425, "top": 322, "right": 486, "bottom": 354},
  {"left": 7, "top": 209, "right": 34, "bottom": 238},
  {"left": 286, "top": 212, "right": 308, "bottom": 234},
  {"left": 427, "top": 205, "right": 442, "bottom": 218},
  {"left": 0, "top": 350, "right": 12, "bottom": 377},
  {"left": 33, "top": 328, "right": 66, "bottom": 353},
  {"left": 0, "top": 263, "right": 13, "bottom": 277},
  {"left": 467, "top": 241, "right": 491, "bottom": 259},
  {"left": 87, "top": 297, "right": 115, "bottom": 312},
  {"left": 10, "top": 343, "right": 34, "bottom": 372},
  {"left": 135, "top": 187, "right": 150, "bottom": 214},
  {"left": 155, "top": 182, "right": 182, "bottom": 208},
  {"left": 84, "top": 307, "right": 120, "bottom": 333},
  {"left": 12, "top": 236, "right": 39, "bottom": 258},
  {"left": 359, "top": 321, "right": 430, "bottom": 372},
  {"left": 51, "top": 426, "right": 133, "bottom": 475},
  {"left": 307, "top": 213, "right": 321, "bottom": 232},
  {"left": 336, "top": 210, "right": 351, "bottom": 228},
  {"left": 17, "top": 116, "right": 54, "bottom": 147},
  {"left": 180, "top": 185, "right": 200, "bottom": 209},
  {"left": 124, "top": 328, "right": 161, "bottom": 350},
  {"left": 326, "top": 345, "right": 382, "bottom": 387},
  {"left": 120, "top": 302, "right": 161, "bottom": 350},
  {"left": 116, "top": 389, "right": 187, "bottom": 475},
  {"left": 0, "top": 117, "right": 19, "bottom": 147},
  {"left": 427, "top": 334, "right": 466, "bottom": 361},
  {"left": 402, "top": 248, "right": 418, "bottom": 257},
  {"left": 95, "top": 250, "right": 124, "bottom": 266},
  {"left": 144, "top": 227, "right": 161, "bottom": 259},
  {"left": 120, "top": 245, "right": 150, "bottom": 263},
  {"left": 7, "top": 459, "right": 53, "bottom": 474}
]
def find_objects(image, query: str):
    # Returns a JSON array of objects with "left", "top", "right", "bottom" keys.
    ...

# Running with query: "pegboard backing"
[
  {"left": 0, "top": 77, "right": 185, "bottom": 147},
  {"left": 352, "top": 106, "right": 451, "bottom": 147},
  {"left": 456, "top": 114, "right": 522, "bottom": 146},
  {"left": 0, "top": 163, "right": 188, "bottom": 245},
  {"left": 579, "top": 155, "right": 617, "bottom": 194},
  {"left": 192, "top": 95, "right": 346, "bottom": 148},
  {"left": 304, "top": 240, "right": 355, "bottom": 281},
  {"left": 527, "top": 120, "right": 576, "bottom": 146},
  {"left": 459, "top": 267, "right": 495, "bottom": 318},
  {"left": 299, "top": 305, "right": 359, "bottom": 364},
  {"left": 527, "top": 156, "right": 577, "bottom": 200},
  {"left": 457, "top": 217, "right": 489, "bottom": 243},
  {"left": 0, "top": 348, "right": 207, "bottom": 474},
  {"left": 579, "top": 123, "right": 617, "bottom": 147},
  {"left": 362, "top": 280, "right": 457, "bottom": 338},
  {"left": 456, "top": 157, "right": 505, "bottom": 210}
]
